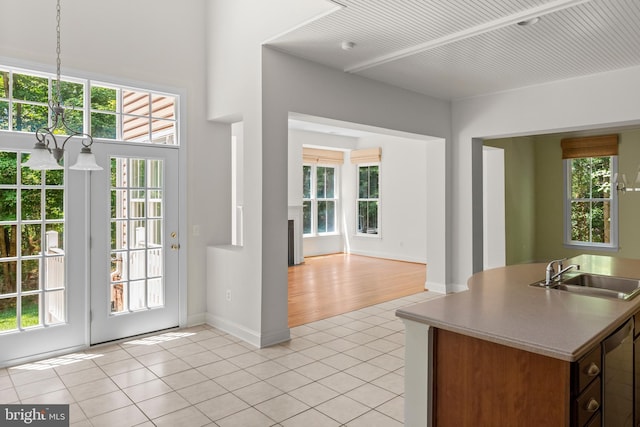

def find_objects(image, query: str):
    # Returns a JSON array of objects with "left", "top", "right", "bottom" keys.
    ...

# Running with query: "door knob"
[{"left": 171, "top": 244, "right": 180, "bottom": 250}]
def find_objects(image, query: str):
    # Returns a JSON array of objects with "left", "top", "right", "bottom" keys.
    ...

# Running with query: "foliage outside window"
[
  {"left": 357, "top": 164, "right": 379, "bottom": 235},
  {"left": 302, "top": 164, "right": 337, "bottom": 236},
  {"left": 0, "top": 151, "right": 65, "bottom": 332},
  {"left": 0, "top": 67, "right": 178, "bottom": 145},
  {"left": 565, "top": 156, "right": 617, "bottom": 248}
]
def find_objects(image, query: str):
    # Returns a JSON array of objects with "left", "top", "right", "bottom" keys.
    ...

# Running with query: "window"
[
  {"left": 562, "top": 135, "right": 618, "bottom": 249},
  {"left": 357, "top": 164, "right": 379, "bottom": 235},
  {"left": 302, "top": 164, "right": 337, "bottom": 236},
  {"left": 110, "top": 157, "right": 164, "bottom": 313},
  {"left": 0, "top": 150, "right": 66, "bottom": 331},
  {"left": 0, "top": 66, "right": 178, "bottom": 145}
]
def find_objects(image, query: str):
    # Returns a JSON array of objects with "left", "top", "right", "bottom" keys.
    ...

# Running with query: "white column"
[{"left": 402, "top": 319, "right": 433, "bottom": 427}]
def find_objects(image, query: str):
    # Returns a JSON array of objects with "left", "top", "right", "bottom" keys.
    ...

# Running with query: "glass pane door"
[
  {"left": 0, "top": 137, "right": 87, "bottom": 367},
  {"left": 110, "top": 158, "right": 164, "bottom": 313},
  {"left": 90, "top": 144, "right": 179, "bottom": 344}
]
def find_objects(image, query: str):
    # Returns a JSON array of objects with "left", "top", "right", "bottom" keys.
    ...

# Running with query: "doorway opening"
[{"left": 287, "top": 113, "right": 444, "bottom": 325}]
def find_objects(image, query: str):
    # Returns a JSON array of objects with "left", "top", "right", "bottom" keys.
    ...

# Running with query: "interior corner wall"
[
  {"left": 453, "top": 65, "right": 640, "bottom": 286},
  {"left": 262, "top": 47, "right": 451, "bottom": 316}
]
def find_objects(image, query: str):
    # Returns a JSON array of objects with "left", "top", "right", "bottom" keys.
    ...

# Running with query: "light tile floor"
[{"left": 0, "top": 291, "right": 440, "bottom": 426}]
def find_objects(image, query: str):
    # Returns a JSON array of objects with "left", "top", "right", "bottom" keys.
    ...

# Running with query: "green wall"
[{"left": 486, "top": 130, "right": 640, "bottom": 265}]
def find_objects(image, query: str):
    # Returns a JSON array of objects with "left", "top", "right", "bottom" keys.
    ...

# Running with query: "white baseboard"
[
  {"left": 425, "top": 280, "right": 447, "bottom": 294},
  {"left": 449, "top": 283, "right": 469, "bottom": 293},
  {"left": 205, "top": 314, "right": 291, "bottom": 348},
  {"left": 0, "top": 344, "right": 89, "bottom": 369},
  {"left": 260, "top": 329, "right": 291, "bottom": 347},
  {"left": 347, "top": 249, "right": 427, "bottom": 264},
  {"left": 425, "top": 281, "right": 468, "bottom": 294},
  {"left": 187, "top": 312, "right": 207, "bottom": 327}
]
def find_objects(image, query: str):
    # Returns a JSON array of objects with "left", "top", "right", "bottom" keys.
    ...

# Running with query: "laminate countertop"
[{"left": 396, "top": 254, "right": 640, "bottom": 361}]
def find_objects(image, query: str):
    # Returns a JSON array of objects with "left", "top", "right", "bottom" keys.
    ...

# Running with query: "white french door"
[
  {"left": 90, "top": 142, "right": 180, "bottom": 344},
  {"left": 0, "top": 134, "right": 87, "bottom": 366}
]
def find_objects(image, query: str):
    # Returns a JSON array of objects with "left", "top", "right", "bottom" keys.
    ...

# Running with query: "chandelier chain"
[{"left": 55, "top": 0, "right": 62, "bottom": 104}]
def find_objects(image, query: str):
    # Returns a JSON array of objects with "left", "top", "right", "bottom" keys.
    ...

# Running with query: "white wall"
[
  {"left": 452, "top": 65, "right": 640, "bottom": 289},
  {"left": 205, "top": 0, "right": 338, "bottom": 346},
  {"left": 344, "top": 134, "right": 429, "bottom": 263},
  {"left": 482, "top": 147, "right": 506, "bottom": 270},
  {"left": 0, "top": 0, "right": 220, "bottom": 328}
]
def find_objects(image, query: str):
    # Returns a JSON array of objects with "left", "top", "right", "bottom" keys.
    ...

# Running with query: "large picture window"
[
  {"left": 303, "top": 164, "right": 337, "bottom": 236},
  {"left": 357, "top": 164, "right": 379, "bottom": 235}
]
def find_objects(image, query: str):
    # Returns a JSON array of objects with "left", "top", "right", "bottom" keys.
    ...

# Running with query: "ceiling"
[{"left": 267, "top": 0, "right": 640, "bottom": 100}]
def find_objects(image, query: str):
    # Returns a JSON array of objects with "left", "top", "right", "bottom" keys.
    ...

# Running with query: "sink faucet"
[{"left": 544, "top": 258, "right": 580, "bottom": 285}]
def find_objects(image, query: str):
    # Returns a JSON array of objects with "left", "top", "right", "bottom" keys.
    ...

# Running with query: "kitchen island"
[{"left": 396, "top": 254, "right": 640, "bottom": 427}]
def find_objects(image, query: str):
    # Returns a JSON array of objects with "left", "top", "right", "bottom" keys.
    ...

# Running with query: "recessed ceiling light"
[
  {"left": 341, "top": 41, "right": 356, "bottom": 51},
  {"left": 517, "top": 17, "right": 540, "bottom": 26}
]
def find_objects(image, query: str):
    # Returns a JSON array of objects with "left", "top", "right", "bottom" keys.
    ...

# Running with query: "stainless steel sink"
[{"left": 530, "top": 273, "right": 640, "bottom": 300}]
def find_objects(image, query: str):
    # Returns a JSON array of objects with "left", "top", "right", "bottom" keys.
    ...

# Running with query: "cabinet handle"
[
  {"left": 585, "top": 398, "right": 600, "bottom": 412},
  {"left": 586, "top": 362, "right": 600, "bottom": 376}
]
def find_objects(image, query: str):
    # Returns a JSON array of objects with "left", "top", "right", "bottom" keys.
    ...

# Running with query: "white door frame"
[{"left": 89, "top": 141, "right": 185, "bottom": 344}]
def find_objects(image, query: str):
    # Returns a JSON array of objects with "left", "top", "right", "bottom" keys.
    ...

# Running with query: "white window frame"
[
  {"left": 0, "top": 65, "right": 179, "bottom": 146},
  {"left": 563, "top": 156, "right": 618, "bottom": 250},
  {"left": 356, "top": 162, "right": 381, "bottom": 237},
  {"left": 302, "top": 163, "right": 339, "bottom": 237}
]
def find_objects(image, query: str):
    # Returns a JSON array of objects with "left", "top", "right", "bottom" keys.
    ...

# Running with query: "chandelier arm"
[
  {"left": 34, "top": 128, "right": 58, "bottom": 151},
  {"left": 58, "top": 111, "right": 94, "bottom": 149}
]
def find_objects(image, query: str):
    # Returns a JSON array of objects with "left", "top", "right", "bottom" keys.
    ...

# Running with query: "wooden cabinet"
[
  {"left": 433, "top": 329, "right": 571, "bottom": 426},
  {"left": 433, "top": 329, "right": 603, "bottom": 427},
  {"left": 572, "top": 346, "right": 602, "bottom": 427}
]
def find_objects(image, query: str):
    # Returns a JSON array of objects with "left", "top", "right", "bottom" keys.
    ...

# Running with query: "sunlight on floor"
[
  {"left": 10, "top": 353, "right": 104, "bottom": 371},
  {"left": 121, "top": 331, "right": 197, "bottom": 346}
]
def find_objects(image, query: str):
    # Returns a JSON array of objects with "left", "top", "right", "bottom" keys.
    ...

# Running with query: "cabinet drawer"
[
  {"left": 584, "top": 411, "right": 601, "bottom": 427},
  {"left": 577, "top": 346, "right": 601, "bottom": 392},
  {"left": 576, "top": 378, "right": 601, "bottom": 427}
]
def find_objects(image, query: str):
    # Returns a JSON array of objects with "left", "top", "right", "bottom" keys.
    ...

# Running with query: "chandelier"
[{"left": 22, "top": 0, "right": 102, "bottom": 171}]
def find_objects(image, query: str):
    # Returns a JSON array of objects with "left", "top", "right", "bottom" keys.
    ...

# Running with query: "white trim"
[
  {"left": 205, "top": 313, "right": 291, "bottom": 348},
  {"left": 177, "top": 87, "right": 188, "bottom": 328},
  {"left": 425, "top": 281, "right": 448, "bottom": 294},
  {"left": 187, "top": 312, "right": 207, "bottom": 327},
  {"left": 401, "top": 319, "right": 433, "bottom": 427},
  {"left": 563, "top": 156, "right": 619, "bottom": 250},
  {"left": 0, "top": 343, "right": 89, "bottom": 370},
  {"left": 355, "top": 163, "right": 381, "bottom": 237},
  {"left": 302, "top": 163, "right": 340, "bottom": 236}
]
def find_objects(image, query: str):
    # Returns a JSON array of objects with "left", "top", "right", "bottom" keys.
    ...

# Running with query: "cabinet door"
[{"left": 433, "top": 329, "right": 571, "bottom": 426}]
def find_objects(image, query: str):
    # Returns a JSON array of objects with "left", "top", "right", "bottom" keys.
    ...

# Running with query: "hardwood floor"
[{"left": 288, "top": 253, "right": 427, "bottom": 327}]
